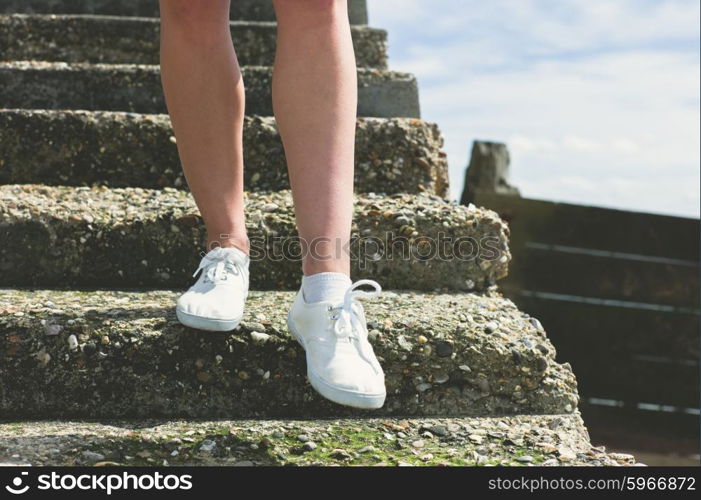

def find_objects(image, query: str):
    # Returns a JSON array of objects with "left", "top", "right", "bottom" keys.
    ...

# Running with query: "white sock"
[{"left": 301, "top": 272, "right": 352, "bottom": 304}]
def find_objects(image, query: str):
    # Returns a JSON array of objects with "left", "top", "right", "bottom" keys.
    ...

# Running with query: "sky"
[{"left": 368, "top": 0, "right": 700, "bottom": 218}]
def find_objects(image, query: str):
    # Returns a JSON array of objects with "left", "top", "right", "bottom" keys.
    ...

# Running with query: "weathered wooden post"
[{"left": 460, "top": 140, "right": 520, "bottom": 205}]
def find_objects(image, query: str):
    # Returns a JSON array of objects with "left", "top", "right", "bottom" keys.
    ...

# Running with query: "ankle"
[
  {"left": 302, "top": 259, "right": 350, "bottom": 276},
  {"left": 206, "top": 233, "right": 250, "bottom": 255},
  {"left": 301, "top": 272, "right": 351, "bottom": 304}
]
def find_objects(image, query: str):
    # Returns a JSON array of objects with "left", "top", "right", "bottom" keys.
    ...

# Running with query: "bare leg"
[
  {"left": 272, "top": 0, "right": 357, "bottom": 276},
  {"left": 159, "top": 0, "right": 249, "bottom": 253},
  {"left": 275, "top": 1, "right": 386, "bottom": 409}
]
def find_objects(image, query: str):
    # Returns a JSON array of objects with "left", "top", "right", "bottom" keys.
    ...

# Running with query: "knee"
[
  {"left": 160, "top": 0, "right": 230, "bottom": 43},
  {"left": 273, "top": 0, "right": 347, "bottom": 27}
]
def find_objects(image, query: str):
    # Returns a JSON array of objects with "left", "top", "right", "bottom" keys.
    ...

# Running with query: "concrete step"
[
  {"left": 0, "top": 14, "right": 387, "bottom": 68},
  {"left": 0, "top": 110, "right": 448, "bottom": 196},
  {"left": 0, "top": 288, "right": 577, "bottom": 419},
  {"left": 0, "top": 415, "right": 640, "bottom": 466},
  {"left": 0, "top": 61, "right": 420, "bottom": 118},
  {"left": 0, "top": 0, "right": 369, "bottom": 25},
  {"left": 0, "top": 185, "right": 509, "bottom": 291}
]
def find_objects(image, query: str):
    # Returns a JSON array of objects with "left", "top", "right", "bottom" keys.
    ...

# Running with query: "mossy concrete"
[
  {"left": 0, "top": 415, "right": 641, "bottom": 466},
  {"left": 0, "top": 185, "right": 509, "bottom": 290},
  {"left": 0, "top": 289, "right": 578, "bottom": 418}
]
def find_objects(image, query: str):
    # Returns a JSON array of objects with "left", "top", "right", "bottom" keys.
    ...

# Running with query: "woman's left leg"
[
  {"left": 271, "top": 0, "right": 355, "bottom": 277},
  {"left": 273, "top": 0, "right": 386, "bottom": 409}
]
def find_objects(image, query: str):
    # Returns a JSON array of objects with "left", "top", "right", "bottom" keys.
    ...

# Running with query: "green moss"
[
  {"left": 1, "top": 415, "right": 613, "bottom": 467},
  {"left": 0, "top": 423, "right": 26, "bottom": 435},
  {"left": 8, "top": 420, "right": 557, "bottom": 466}
]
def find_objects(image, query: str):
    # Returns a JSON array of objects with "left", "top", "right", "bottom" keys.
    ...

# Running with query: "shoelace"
[
  {"left": 327, "top": 279, "right": 382, "bottom": 339},
  {"left": 193, "top": 250, "right": 247, "bottom": 284}
]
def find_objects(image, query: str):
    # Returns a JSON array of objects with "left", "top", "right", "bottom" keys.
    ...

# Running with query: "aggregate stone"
[
  {"left": 0, "top": 288, "right": 578, "bottom": 418},
  {"left": 0, "top": 110, "right": 448, "bottom": 195},
  {"left": 0, "top": 62, "right": 420, "bottom": 118},
  {"left": 0, "top": 14, "right": 387, "bottom": 68},
  {"left": 0, "top": 185, "right": 508, "bottom": 291},
  {"left": 0, "top": 0, "right": 370, "bottom": 25}
]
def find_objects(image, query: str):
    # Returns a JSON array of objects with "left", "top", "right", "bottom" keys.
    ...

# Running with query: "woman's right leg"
[
  {"left": 161, "top": 0, "right": 250, "bottom": 333},
  {"left": 159, "top": 0, "right": 248, "bottom": 254}
]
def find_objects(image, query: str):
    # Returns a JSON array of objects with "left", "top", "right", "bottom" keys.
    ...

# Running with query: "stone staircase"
[{"left": 0, "top": 0, "right": 637, "bottom": 466}]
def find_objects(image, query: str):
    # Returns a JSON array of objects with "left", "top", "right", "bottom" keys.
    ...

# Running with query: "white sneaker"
[
  {"left": 176, "top": 246, "right": 249, "bottom": 331},
  {"left": 287, "top": 279, "right": 386, "bottom": 409}
]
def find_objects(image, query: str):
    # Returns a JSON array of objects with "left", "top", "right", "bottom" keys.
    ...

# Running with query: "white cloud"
[{"left": 368, "top": 0, "right": 700, "bottom": 217}]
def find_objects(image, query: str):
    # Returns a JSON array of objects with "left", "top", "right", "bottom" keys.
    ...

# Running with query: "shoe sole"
[
  {"left": 176, "top": 308, "right": 242, "bottom": 332},
  {"left": 287, "top": 313, "right": 386, "bottom": 410}
]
